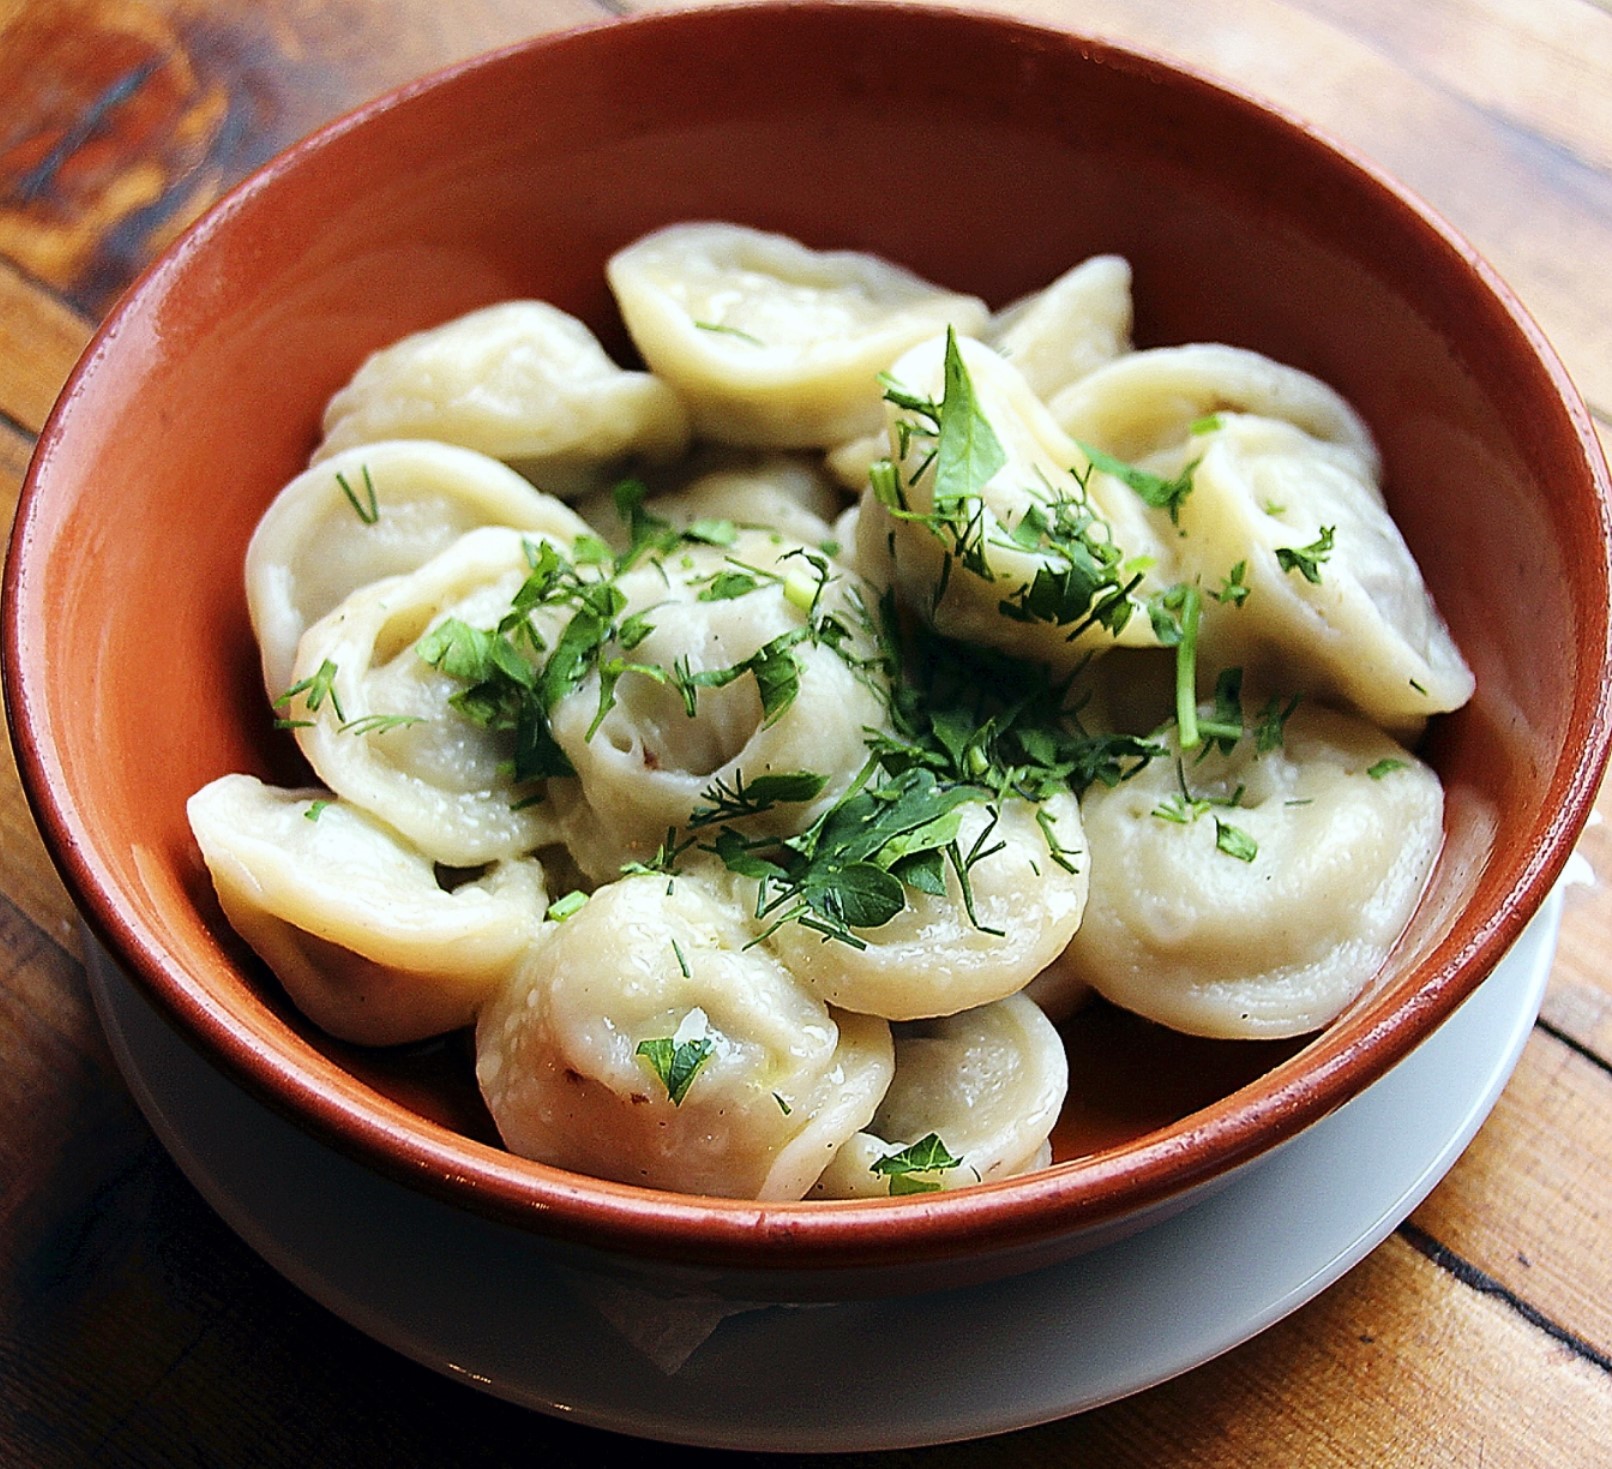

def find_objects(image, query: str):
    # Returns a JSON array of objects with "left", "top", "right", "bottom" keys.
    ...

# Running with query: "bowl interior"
[{"left": 8, "top": 2, "right": 1609, "bottom": 1281}]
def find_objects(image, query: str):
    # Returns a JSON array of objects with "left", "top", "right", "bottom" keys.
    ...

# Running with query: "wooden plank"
[
  {"left": 0, "top": 0, "right": 611, "bottom": 315},
  {"left": 1408, "top": 1030, "right": 1612, "bottom": 1361},
  {"left": 1064, "top": 1236, "right": 1612, "bottom": 1467},
  {"left": 0, "top": 261, "right": 93, "bottom": 436},
  {"left": 1291, "top": 0, "right": 1612, "bottom": 174}
]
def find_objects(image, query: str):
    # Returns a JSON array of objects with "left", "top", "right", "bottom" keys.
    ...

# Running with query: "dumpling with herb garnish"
[
  {"left": 542, "top": 525, "right": 892, "bottom": 881},
  {"left": 1049, "top": 341, "right": 1381, "bottom": 482},
  {"left": 282, "top": 526, "right": 577, "bottom": 867},
  {"left": 188, "top": 774, "right": 547, "bottom": 1046},
  {"left": 475, "top": 870, "right": 895, "bottom": 1200},
  {"left": 858, "top": 331, "right": 1176, "bottom": 675},
  {"left": 1156, "top": 413, "right": 1474, "bottom": 735},
  {"left": 246, "top": 439, "right": 592, "bottom": 697},
  {"left": 1063, "top": 701, "right": 1443, "bottom": 1039},
  {"left": 811, "top": 992, "right": 1068, "bottom": 1197},
  {"left": 577, "top": 454, "right": 846, "bottom": 559},
  {"left": 314, "top": 300, "right": 691, "bottom": 496},
  {"left": 607, "top": 222, "right": 988, "bottom": 447},
  {"left": 738, "top": 787, "right": 1090, "bottom": 1023},
  {"left": 985, "top": 253, "right": 1134, "bottom": 402}
]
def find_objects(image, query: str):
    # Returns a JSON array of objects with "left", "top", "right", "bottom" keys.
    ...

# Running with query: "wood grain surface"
[{"left": 2, "top": 1, "right": 1610, "bottom": 1464}]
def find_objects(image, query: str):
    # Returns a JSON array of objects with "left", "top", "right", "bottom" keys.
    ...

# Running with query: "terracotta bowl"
[{"left": 7, "top": 2, "right": 1610, "bottom": 1300}]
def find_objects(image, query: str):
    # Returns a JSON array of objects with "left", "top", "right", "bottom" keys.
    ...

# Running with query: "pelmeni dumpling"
[
  {"left": 545, "top": 528, "right": 890, "bottom": 880},
  {"left": 247, "top": 440, "right": 591, "bottom": 696},
  {"left": 607, "top": 222, "right": 988, "bottom": 447},
  {"left": 857, "top": 333, "right": 1170, "bottom": 672},
  {"left": 985, "top": 254, "right": 1134, "bottom": 402},
  {"left": 747, "top": 791, "right": 1089, "bottom": 1022},
  {"left": 1049, "top": 342, "right": 1382, "bottom": 481},
  {"left": 579, "top": 455, "right": 845, "bottom": 557},
  {"left": 314, "top": 301, "right": 691, "bottom": 495},
  {"left": 1062, "top": 703, "right": 1443, "bottom": 1038},
  {"left": 812, "top": 993, "right": 1068, "bottom": 1197},
  {"left": 285, "top": 526, "right": 572, "bottom": 866},
  {"left": 188, "top": 775, "right": 547, "bottom": 1046},
  {"left": 475, "top": 872, "right": 895, "bottom": 1200},
  {"left": 1171, "top": 415, "right": 1474, "bottom": 732}
]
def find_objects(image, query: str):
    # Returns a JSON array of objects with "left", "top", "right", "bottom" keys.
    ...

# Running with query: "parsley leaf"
[
  {"left": 635, "top": 1033, "right": 715, "bottom": 1105},
  {"left": 1275, "top": 526, "right": 1336, "bottom": 584},
  {"left": 870, "top": 1133, "right": 964, "bottom": 1195},
  {"left": 1079, "top": 441, "right": 1197, "bottom": 524}
]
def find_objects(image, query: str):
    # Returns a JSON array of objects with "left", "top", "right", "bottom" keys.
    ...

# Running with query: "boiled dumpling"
[
  {"left": 545, "top": 527, "right": 891, "bottom": 880},
  {"left": 1061, "top": 703, "right": 1444, "bottom": 1038},
  {"left": 188, "top": 774, "right": 546, "bottom": 1045},
  {"left": 985, "top": 254, "right": 1134, "bottom": 402},
  {"left": 577, "top": 454, "right": 845, "bottom": 557},
  {"left": 475, "top": 871, "right": 895, "bottom": 1199},
  {"left": 1167, "top": 414, "right": 1474, "bottom": 731},
  {"left": 745, "top": 790, "right": 1089, "bottom": 1022},
  {"left": 812, "top": 993, "right": 1068, "bottom": 1197},
  {"left": 283, "top": 526, "right": 573, "bottom": 865},
  {"left": 607, "top": 222, "right": 988, "bottom": 446},
  {"left": 857, "top": 332, "right": 1170, "bottom": 672},
  {"left": 314, "top": 300, "right": 691, "bottom": 494},
  {"left": 1049, "top": 341, "right": 1381, "bottom": 480},
  {"left": 246, "top": 439, "right": 591, "bottom": 695}
]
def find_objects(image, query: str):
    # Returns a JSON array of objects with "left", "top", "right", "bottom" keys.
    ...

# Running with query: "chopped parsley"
[
  {"left": 1275, "top": 526, "right": 1336, "bottom": 584},
  {"left": 870, "top": 1133, "right": 964, "bottom": 1195}
]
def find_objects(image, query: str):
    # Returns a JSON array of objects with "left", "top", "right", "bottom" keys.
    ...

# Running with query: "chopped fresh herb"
[
  {"left": 693, "top": 320, "right": 765, "bottom": 346},
  {"left": 335, "top": 464, "right": 379, "bottom": 524},
  {"left": 870, "top": 1133, "right": 964, "bottom": 1195},
  {"left": 1080, "top": 441, "right": 1197, "bottom": 525},
  {"left": 1190, "top": 413, "right": 1224, "bottom": 435},
  {"left": 689, "top": 769, "right": 829, "bottom": 828},
  {"left": 773, "top": 1092, "right": 792, "bottom": 1115},
  {"left": 339, "top": 713, "right": 424, "bottom": 737},
  {"left": 1211, "top": 560, "right": 1250, "bottom": 607},
  {"left": 698, "top": 569, "right": 764, "bottom": 602},
  {"left": 1367, "top": 758, "right": 1408, "bottom": 779},
  {"left": 1214, "top": 817, "right": 1259, "bottom": 862},
  {"left": 635, "top": 1026, "right": 715, "bottom": 1106},
  {"left": 304, "top": 799, "right": 329, "bottom": 822},
  {"left": 275, "top": 659, "right": 343, "bottom": 723},
  {"left": 1409, "top": 678, "right": 1429, "bottom": 695},
  {"left": 1254, "top": 693, "right": 1301, "bottom": 752},
  {"left": 546, "top": 890, "right": 587, "bottom": 922},
  {"left": 670, "top": 938, "right": 691, "bottom": 978},
  {"left": 1275, "top": 526, "right": 1335, "bottom": 584}
]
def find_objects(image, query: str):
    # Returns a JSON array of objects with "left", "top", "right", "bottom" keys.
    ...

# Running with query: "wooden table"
[{"left": 3, "top": 1, "right": 1611, "bottom": 1462}]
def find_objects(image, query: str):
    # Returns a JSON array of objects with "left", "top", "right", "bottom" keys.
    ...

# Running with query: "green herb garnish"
[{"left": 870, "top": 1133, "right": 964, "bottom": 1195}]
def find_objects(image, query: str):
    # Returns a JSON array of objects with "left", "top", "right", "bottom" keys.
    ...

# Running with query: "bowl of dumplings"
[{"left": 7, "top": 1, "right": 1610, "bottom": 1300}]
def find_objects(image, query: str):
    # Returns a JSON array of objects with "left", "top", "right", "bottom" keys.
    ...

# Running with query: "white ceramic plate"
[{"left": 87, "top": 887, "right": 1559, "bottom": 1452}]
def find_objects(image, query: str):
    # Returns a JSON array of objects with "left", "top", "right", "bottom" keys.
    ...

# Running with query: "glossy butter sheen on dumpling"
[{"left": 475, "top": 871, "right": 895, "bottom": 1200}]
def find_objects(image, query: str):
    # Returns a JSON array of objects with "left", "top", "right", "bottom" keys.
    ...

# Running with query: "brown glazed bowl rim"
[{"left": 8, "top": 1, "right": 1612, "bottom": 1279}]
